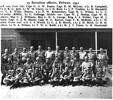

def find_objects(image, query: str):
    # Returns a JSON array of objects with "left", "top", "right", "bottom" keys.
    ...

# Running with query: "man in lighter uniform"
[
  {"left": 2, "top": 48, "right": 9, "bottom": 63},
  {"left": 79, "top": 47, "right": 87, "bottom": 63},
  {"left": 45, "top": 47, "right": 54, "bottom": 59},
  {"left": 35, "top": 45, "right": 45, "bottom": 59}
]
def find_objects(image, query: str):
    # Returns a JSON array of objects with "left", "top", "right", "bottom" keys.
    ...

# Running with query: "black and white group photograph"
[{"left": 0, "top": 28, "right": 112, "bottom": 98}]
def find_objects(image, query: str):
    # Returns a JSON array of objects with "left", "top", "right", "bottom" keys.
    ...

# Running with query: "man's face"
[
  {"left": 55, "top": 57, "right": 59, "bottom": 62},
  {"left": 48, "top": 47, "right": 51, "bottom": 51},
  {"left": 89, "top": 48, "right": 92, "bottom": 52},
  {"left": 65, "top": 67, "right": 68, "bottom": 72},
  {"left": 23, "top": 48, "right": 26, "bottom": 52},
  {"left": 66, "top": 57, "right": 70, "bottom": 62},
  {"left": 72, "top": 47, "right": 75, "bottom": 51},
  {"left": 5, "top": 49, "right": 8, "bottom": 54},
  {"left": 27, "top": 58, "right": 30, "bottom": 63},
  {"left": 36, "top": 57, "right": 39, "bottom": 62},
  {"left": 54, "top": 68, "right": 58, "bottom": 73},
  {"left": 46, "top": 59, "right": 49, "bottom": 63},
  {"left": 8, "top": 58, "right": 11, "bottom": 63},
  {"left": 56, "top": 46, "right": 59, "bottom": 50},
  {"left": 65, "top": 47, "right": 68, "bottom": 51},
  {"left": 85, "top": 57, "right": 88, "bottom": 62},
  {"left": 38, "top": 45, "right": 42, "bottom": 50},
  {"left": 80, "top": 47, "right": 83, "bottom": 51},
  {"left": 14, "top": 48, "right": 18, "bottom": 53},
  {"left": 30, "top": 46, "right": 34, "bottom": 51},
  {"left": 100, "top": 48, "right": 103, "bottom": 53}
]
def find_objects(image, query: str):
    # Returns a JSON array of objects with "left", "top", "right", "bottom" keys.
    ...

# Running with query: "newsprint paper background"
[{"left": 0, "top": 0, "right": 113, "bottom": 99}]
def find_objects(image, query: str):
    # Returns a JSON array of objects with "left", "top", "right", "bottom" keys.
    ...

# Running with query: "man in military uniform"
[
  {"left": 10, "top": 48, "right": 19, "bottom": 64},
  {"left": 45, "top": 47, "right": 54, "bottom": 59},
  {"left": 54, "top": 46, "right": 64, "bottom": 72},
  {"left": 50, "top": 66, "right": 61, "bottom": 86},
  {"left": 10, "top": 67, "right": 23, "bottom": 89},
  {"left": 1, "top": 49, "right": 10, "bottom": 85},
  {"left": 10, "top": 48, "right": 20, "bottom": 71},
  {"left": 54, "top": 46, "right": 64, "bottom": 63},
  {"left": 3, "top": 58, "right": 14, "bottom": 85},
  {"left": 63, "top": 47, "right": 70, "bottom": 60},
  {"left": 35, "top": 45, "right": 45, "bottom": 63},
  {"left": 81, "top": 56, "right": 93, "bottom": 86},
  {"left": 71, "top": 47, "right": 81, "bottom": 84},
  {"left": 44, "top": 47, "right": 54, "bottom": 74},
  {"left": 24, "top": 58, "right": 34, "bottom": 83},
  {"left": 13, "top": 58, "right": 24, "bottom": 70},
  {"left": 87, "top": 48, "right": 97, "bottom": 77},
  {"left": 72, "top": 65, "right": 82, "bottom": 85},
  {"left": 70, "top": 47, "right": 80, "bottom": 70},
  {"left": 97, "top": 48, "right": 109, "bottom": 79},
  {"left": 2, "top": 49, "right": 9, "bottom": 63},
  {"left": 96, "top": 61, "right": 105, "bottom": 84},
  {"left": 3, "top": 70, "right": 15, "bottom": 86},
  {"left": 20, "top": 47, "right": 28, "bottom": 64},
  {"left": 79, "top": 47, "right": 87, "bottom": 63},
  {"left": 52, "top": 57, "right": 62, "bottom": 76},
  {"left": 27, "top": 46, "right": 36, "bottom": 63},
  {"left": 6, "top": 58, "right": 13, "bottom": 71},
  {"left": 60, "top": 66, "right": 72, "bottom": 86},
  {"left": 33, "top": 57, "right": 44, "bottom": 85},
  {"left": 63, "top": 57, "right": 72, "bottom": 72},
  {"left": 42, "top": 58, "right": 53, "bottom": 83},
  {"left": 2, "top": 49, "right": 10, "bottom": 68}
]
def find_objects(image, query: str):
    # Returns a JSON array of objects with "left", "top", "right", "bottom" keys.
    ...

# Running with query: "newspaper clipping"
[{"left": 0, "top": 0, "right": 112, "bottom": 98}]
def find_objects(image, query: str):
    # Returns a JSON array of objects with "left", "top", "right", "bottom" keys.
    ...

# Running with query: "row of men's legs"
[{"left": 2, "top": 77, "right": 107, "bottom": 89}]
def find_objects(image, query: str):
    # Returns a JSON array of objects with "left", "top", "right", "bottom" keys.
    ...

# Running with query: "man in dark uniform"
[
  {"left": 96, "top": 48, "right": 109, "bottom": 85},
  {"left": 24, "top": 58, "right": 34, "bottom": 83},
  {"left": 42, "top": 58, "right": 53, "bottom": 83},
  {"left": 87, "top": 48, "right": 97, "bottom": 78},
  {"left": 63, "top": 57, "right": 72, "bottom": 71},
  {"left": 20, "top": 47, "right": 28, "bottom": 64},
  {"left": 35, "top": 45, "right": 45, "bottom": 63},
  {"left": 63, "top": 47, "right": 70, "bottom": 60},
  {"left": 55, "top": 46, "right": 64, "bottom": 63},
  {"left": 10, "top": 48, "right": 20, "bottom": 71},
  {"left": 70, "top": 47, "right": 80, "bottom": 70},
  {"left": 10, "top": 67, "right": 23, "bottom": 89},
  {"left": 3, "top": 70, "right": 15, "bottom": 86},
  {"left": 1, "top": 49, "right": 10, "bottom": 85},
  {"left": 70, "top": 47, "right": 81, "bottom": 84},
  {"left": 54, "top": 46, "right": 64, "bottom": 72},
  {"left": 50, "top": 67, "right": 61, "bottom": 86},
  {"left": 33, "top": 57, "right": 44, "bottom": 85},
  {"left": 50, "top": 57, "right": 61, "bottom": 86},
  {"left": 52, "top": 57, "right": 62, "bottom": 78},
  {"left": 2, "top": 49, "right": 10, "bottom": 66},
  {"left": 60, "top": 66, "right": 72, "bottom": 86},
  {"left": 10, "top": 48, "right": 19, "bottom": 64},
  {"left": 27, "top": 46, "right": 36, "bottom": 63}
]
